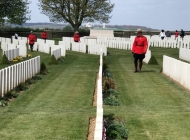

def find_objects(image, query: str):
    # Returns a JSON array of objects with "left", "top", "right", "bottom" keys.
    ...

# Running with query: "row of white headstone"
[
  {"left": 71, "top": 42, "right": 86, "bottom": 53},
  {"left": 29, "top": 39, "right": 66, "bottom": 57},
  {"left": 163, "top": 55, "right": 190, "bottom": 90},
  {"left": 1, "top": 37, "right": 27, "bottom": 57},
  {"left": 0, "top": 56, "right": 41, "bottom": 97},
  {"left": 4, "top": 48, "right": 19, "bottom": 61},
  {"left": 94, "top": 50, "right": 103, "bottom": 140}
]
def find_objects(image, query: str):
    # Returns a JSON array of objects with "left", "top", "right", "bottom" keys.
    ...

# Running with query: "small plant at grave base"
[
  {"left": 103, "top": 89, "right": 118, "bottom": 99},
  {"left": 27, "top": 54, "right": 32, "bottom": 57},
  {"left": 11, "top": 59, "right": 18, "bottom": 63},
  {"left": 32, "top": 74, "right": 42, "bottom": 81},
  {"left": 104, "top": 116, "right": 128, "bottom": 140},
  {"left": 103, "top": 96, "right": 120, "bottom": 106},
  {"left": 15, "top": 82, "right": 28, "bottom": 92},
  {"left": 49, "top": 55, "right": 58, "bottom": 65},
  {"left": 102, "top": 77, "right": 116, "bottom": 91},
  {"left": 5, "top": 90, "right": 20, "bottom": 99},
  {"left": 16, "top": 56, "right": 23, "bottom": 61},
  {"left": 148, "top": 55, "right": 158, "bottom": 65},
  {"left": 0, "top": 100, "right": 8, "bottom": 107},
  {"left": 40, "top": 61, "right": 48, "bottom": 75},
  {"left": 57, "top": 56, "right": 65, "bottom": 63},
  {"left": 103, "top": 69, "right": 113, "bottom": 78},
  {"left": 106, "top": 120, "right": 128, "bottom": 139},
  {"left": 25, "top": 79, "right": 36, "bottom": 85},
  {"left": 1, "top": 54, "right": 9, "bottom": 64}
]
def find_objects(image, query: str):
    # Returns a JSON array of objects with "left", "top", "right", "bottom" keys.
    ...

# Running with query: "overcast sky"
[{"left": 28, "top": 0, "right": 190, "bottom": 31}]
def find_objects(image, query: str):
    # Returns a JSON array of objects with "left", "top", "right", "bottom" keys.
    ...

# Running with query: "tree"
[
  {"left": 0, "top": 0, "right": 31, "bottom": 25},
  {"left": 62, "top": 25, "right": 74, "bottom": 31},
  {"left": 38, "top": 0, "right": 114, "bottom": 31}
]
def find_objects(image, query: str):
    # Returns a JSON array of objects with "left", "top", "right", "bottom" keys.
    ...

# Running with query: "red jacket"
[
  {"left": 175, "top": 32, "right": 179, "bottom": 37},
  {"left": 132, "top": 36, "right": 148, "bottom": 54},
  {"left": 73, "top": 33, "right": 80, "bottom": 42},
  {"left": 41, "top": 31, "right": 48, "bottom": 39},
  {"left": 28, "top": 34, "right": 36, "bottom": 45}
]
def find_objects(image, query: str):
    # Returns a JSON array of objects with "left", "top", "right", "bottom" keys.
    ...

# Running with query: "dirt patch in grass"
[{"left": 87, "top": 117, "right": 96, "bottom": 140}]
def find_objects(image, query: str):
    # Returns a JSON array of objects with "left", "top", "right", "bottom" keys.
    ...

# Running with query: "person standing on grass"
[
  {"left": 159, "top": 29, "right": 166, "bottom": 40},
  {"left": 175, "top": 30, "right": 179, "bottom": 40},
  {"left": 132, "top": 28, "right": 148, "bottom": 73},
  {"left": 165, "top": 31, "right": 171, "bottom": 39},
  {"left": 28, "top": 31, "right": 36, "bottom": 52},
  {"left": 15, "top": 33, "right": 18, "bottom": 39},
  {"left": 180, "top": 29, "right": 185, "bottom": 40},
  {"left": 41, "top": 30, "right": 48, "bottom": 43},
  {"left": 73, "top": 31, "right": 80, "bottom": 42}
]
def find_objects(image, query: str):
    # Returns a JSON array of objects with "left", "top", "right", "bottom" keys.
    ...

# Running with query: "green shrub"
[
  {"left": 15, "top": 83, "right": 28, "bottom": 92},
  {"left": 0, "top": 100, "right": 8, "bottom": 107},
  {"left": 40, "top": 61, "right": 48, "bottom": 74},
  {"left": 12, "top": 92, "right": 19, "bottom": 98},
  {"left": 4, "top": 90, "right": 19, "bottom": 100},
  {"left": 25, "top": 79, "right": 36, "bottom": 85},
  {"left": 107, "top": 120, "right": 128, "bottom": 139},
  {"left": 148, "top": 55, "right": 158, "bottom": 65},
  {"left": 103, "top": 69, "right": 113, "bottom": 78},
  {"left": 32, "top": 75, "right": 42, "bottom": 80},
  {"left": 49, "top": 55, "right": 58, "bottom": 65},
  {"left": 103, "top": 89, "right": 118, "bottom": 99},
  {"left": 103, "top": 56, "right": 110, "bottom": 71},
  {"left": 1, "top": 54, "right": 9, "bottom": 64},
  {"left": 103, "top": 96, "right": 120, "bottom": 106}
]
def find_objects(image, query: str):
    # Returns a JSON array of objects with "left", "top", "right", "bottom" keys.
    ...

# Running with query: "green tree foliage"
[
  {"left": 62, "top": 25, "right": 74, "bottom": 31},
  {"left": 38, "top": 0, "right": 114, "bottom": 31},
  {"left": 0, "top": 0, "right": 31, "bottom": 25}
]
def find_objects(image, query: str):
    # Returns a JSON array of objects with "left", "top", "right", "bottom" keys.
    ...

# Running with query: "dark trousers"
[
  {"left": 29, "top": 44, "right": 34, "bottom": 51},
  {"left": 133, "top": 53, "right": 145, "bottom": 63}
]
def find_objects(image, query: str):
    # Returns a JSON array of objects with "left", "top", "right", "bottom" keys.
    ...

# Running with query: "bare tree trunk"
[{"left": 73, "top": 25, "right": 79, "bottom": 32}]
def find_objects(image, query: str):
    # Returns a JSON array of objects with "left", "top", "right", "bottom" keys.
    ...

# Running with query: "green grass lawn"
[
  {"left": 0, "top": 48, "right": 98, "bottom": 139},
  {"left": 1, "top": 45, "right": 190, "bottom": 140},
  {"left": 104, "top": 47, "right": 190, "bottom": 140}
]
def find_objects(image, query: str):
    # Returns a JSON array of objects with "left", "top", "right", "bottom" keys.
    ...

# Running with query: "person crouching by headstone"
[
  {"left": 28, "top": 31, "right": 36, "bottom": 52},
  {"left": 73, "top": 31, "right": 80, "bottom": 42},
  {"left": 41, "top": 30, "right": 48, "bottom": 43},
  {"left": 132, "top": 28, "right": 148, "bottom": 73},
  {"left": 15, "top": 33, "right": 18, "bottom": 39}
]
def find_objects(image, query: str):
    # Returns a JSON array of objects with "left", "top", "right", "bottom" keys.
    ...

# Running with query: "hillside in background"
[{"left": 9, "top": 22, "right": 159, "bottom": 31}]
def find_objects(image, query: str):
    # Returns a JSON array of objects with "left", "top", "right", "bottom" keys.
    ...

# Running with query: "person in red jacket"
[
  {"left": 132, "top": 28, "right": 148, "bottom": 72},
  {"left": 73, "top": 31, "right": 80, "bottom": 42},
  {"left": 175, "top": 30, "right": 179, "bottom": 40},
  {"left": 28, "top": 31, "right": 36, "bottom": 52},
  {"left": 41, "top": 30, "right": 48, "bottom": 43}
]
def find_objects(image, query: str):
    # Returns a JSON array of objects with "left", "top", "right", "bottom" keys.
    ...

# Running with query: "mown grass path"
[
  {"left": 105, "top": 48, "right": 190, "bottom": 140},
  {"left": 0, "top": 50, "right": 98, "bottom": 139},
  {"left": 1, "top": 47, "right": 190, "bottom": 140}
]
